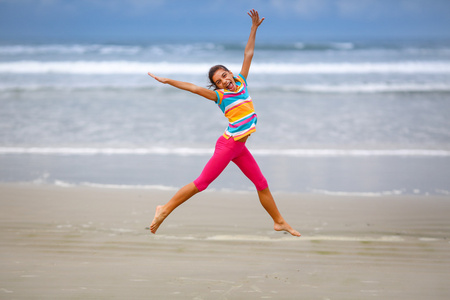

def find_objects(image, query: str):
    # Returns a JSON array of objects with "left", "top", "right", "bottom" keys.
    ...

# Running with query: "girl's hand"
[
  {"left": 248, "top": 9, "right": 264, "bottom": 28},
  {"left": 148, "top": 72, "right": 168, "bottom": 84}
]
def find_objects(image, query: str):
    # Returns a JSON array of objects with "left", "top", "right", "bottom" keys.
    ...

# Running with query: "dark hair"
[{"left": 208, "top": 65, "right": 229, "bottom": 90}]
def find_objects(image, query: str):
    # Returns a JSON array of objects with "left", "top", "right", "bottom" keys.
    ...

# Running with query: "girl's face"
[{"left": 212, "top": 69, "right": 236, "bottom": 91}]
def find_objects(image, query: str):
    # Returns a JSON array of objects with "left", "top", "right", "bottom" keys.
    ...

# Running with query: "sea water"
[{"left": 1, "top": 39, "right": 449, "bottom": 195}]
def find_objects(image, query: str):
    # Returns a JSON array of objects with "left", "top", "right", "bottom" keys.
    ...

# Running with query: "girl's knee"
[
  {"left": 193, "top": 179, "right": 207, "bottom": 192},
  {"left": 256, "top": 177, "right": 268, "bottom": 191}
]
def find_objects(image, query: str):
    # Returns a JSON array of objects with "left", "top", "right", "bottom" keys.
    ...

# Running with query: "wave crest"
[
  {"left": 1, "top": 147, "right": 449, "bottom": 157},
  {"left": 1, "top": 61, "right": 450, "bottom": 75}
]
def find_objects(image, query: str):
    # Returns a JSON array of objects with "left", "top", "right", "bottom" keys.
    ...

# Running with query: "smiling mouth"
[{"left": 227, "top": 81, "right": 234, "bottom": 90}]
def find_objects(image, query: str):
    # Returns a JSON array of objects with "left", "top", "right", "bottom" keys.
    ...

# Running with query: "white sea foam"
[
  {"left": 1, "top": 61, "right": 450, "bottom": 75},
  {"left": 53, "top": 180, "right": 76, "bottom": 187},
  {"left": 0, "top": 44, "right": 142, "bottom": 55},
  {"left": 2, "top": 43, "right": 450, "bottom": 56},
  {"left": 253, "top": 149, "right": 450, "bottom": 157},
  {"left": 153, "top": 234, "right": 405, "bottom": 242},
  {"left": 310, "top": 189, "right": 405, "bottom": 197},
  {"left": 80, "top": 182, "right": 178, "bottom": 191},
  {"left": 0, "top": 147, "right": 213, "bottom": 156},
  {"left": 2, "top": 82, "right": 449, "bottom": 94},
  {"left": 245, "top": 62, "right": 450, "bottom": 74},
  {"left": 280, "top": 83, "right": 450, "bottom": 93},
  {"left": 51, "top": 180, "right": 178, "bottom": 191},
  {"left": 435, "top": 189, "right": 450, "bottom": 195},
  {"left": 1, "top": 147, "right": 449, "bottom": 157}
]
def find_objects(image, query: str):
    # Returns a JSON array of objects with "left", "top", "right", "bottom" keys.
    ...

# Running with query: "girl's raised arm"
[
  {"left": 240, "top": 9, "right": 265, "bottom": 79},
  {"left": 148, "top": 72, "right": 217, "bottom": 101}
]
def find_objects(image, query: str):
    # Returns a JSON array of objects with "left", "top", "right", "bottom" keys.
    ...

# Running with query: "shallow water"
[{"left": 1, "top": 40, "right": 449, "bottom": 194}]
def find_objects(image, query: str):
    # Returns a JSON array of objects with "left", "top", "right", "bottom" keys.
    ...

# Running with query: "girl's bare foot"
[
  {"left": 150, "top": 205, "right": 166, "bottom": 234},
  {"left": 274, "top": 221, "right": 301, "bottom": 237}
]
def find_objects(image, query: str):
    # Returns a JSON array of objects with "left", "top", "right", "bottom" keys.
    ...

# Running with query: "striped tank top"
[{"left": 214, "top": 74, "right": 257, "bottom": 140}]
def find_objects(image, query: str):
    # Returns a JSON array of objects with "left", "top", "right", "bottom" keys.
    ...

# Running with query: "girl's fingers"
[
  {"left": 248, "top": 9, "right": 263, "bottom": 24},
  {"left": 148, "top": 72, "right": 159, "bottom": 80},
  {"left": 148, "top": 72, "right": 159, "bottom": 81}
]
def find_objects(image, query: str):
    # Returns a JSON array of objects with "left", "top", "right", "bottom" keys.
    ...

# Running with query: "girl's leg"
[
  {"left": 150, "top": 182, "right": 199, "bottom": 234},
  {"left": 232, "top": 145, "right": 267, "bottom": 191},
  {"left": 233, "top": 146, "right": 301, "bottom": 237},
  {"left": 193, "top": 136, "right": 235, "bottom": 191},
  {"left": 150, "top": 137, "right": 235, "bottom": 234},
  {"left": 257, "top": 187, "right": 301, "bottom": 237}
]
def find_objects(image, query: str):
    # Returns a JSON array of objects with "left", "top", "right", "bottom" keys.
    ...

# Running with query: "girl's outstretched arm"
[
  {"left": 148, "top": 72, "right": 217, "bottom": 101},
  {"left": 240, "top": 9, "right": 265, "bottom": 79}
]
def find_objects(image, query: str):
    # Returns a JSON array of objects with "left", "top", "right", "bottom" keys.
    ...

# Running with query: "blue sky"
[{"left": 1, "top": 0, "right": 450, "bottom": 43}]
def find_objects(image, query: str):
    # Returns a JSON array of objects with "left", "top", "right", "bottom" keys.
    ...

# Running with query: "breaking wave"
[
  {"left": 1, "top": 147, "right": 449, "bottom": 157},
  {"left": 1, "top": 61, "right": 450, "bottom": 75}
]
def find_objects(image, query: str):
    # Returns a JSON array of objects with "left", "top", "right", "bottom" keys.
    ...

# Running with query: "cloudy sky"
[{"left": 1, "top": 0, "right": 450, "bottom": 42}]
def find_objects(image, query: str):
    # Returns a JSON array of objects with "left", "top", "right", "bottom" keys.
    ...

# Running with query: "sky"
[{"left": 1, "top": 0, "right": 450, "bottom": 43}]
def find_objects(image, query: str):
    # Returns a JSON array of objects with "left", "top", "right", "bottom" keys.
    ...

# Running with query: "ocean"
[{"left": 1, "top": 39, "right": 450, "bottom": 195}]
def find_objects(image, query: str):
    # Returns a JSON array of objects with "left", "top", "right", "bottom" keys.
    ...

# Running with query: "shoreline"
[
  {"left": 2, "top": 180, "right": 449, "bottom": 197},
  {"left": 2, "top": 151, "right": 449, "bottom": 196},
  {"left": 1, "top": 183, "right": 449, "bottom": 299}
]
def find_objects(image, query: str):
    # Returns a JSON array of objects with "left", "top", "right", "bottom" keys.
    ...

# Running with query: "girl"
[{"left": 148, "top": 9, "right": 300, "bottom": 237}]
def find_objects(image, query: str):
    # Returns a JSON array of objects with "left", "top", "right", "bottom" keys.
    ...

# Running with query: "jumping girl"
[{"left": 148, "top": 9, "right": 300, "bottom": 237}]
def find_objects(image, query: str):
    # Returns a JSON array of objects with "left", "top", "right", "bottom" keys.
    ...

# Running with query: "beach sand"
[{"left": 1, "top": 184, "right": 449, "bottom": 299}]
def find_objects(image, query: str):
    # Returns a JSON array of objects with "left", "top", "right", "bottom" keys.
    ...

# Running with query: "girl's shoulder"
[{"left": 236, "top": 74, "right": 248, "bottom": 87}]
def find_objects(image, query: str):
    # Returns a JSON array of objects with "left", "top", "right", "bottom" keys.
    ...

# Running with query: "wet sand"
[{"left": 1, "top": 184, "right": 449, "bottom": 299}]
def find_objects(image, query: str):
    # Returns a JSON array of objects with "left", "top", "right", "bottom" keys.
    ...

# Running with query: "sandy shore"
[{"left": 0, "top": 184, "right": 449, "bottom": 299}]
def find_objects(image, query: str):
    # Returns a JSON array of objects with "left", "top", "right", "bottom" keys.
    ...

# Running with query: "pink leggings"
[{"left": 193, "top": 136, "right": 268, "bottom": 192}]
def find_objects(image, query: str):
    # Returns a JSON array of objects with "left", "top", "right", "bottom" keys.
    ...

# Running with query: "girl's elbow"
[{"left": 244, "top": 51, "right": 254, "bottom": 58}]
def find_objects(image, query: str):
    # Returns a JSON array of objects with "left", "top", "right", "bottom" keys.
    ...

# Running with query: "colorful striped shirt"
[{"left": 215, "top": 74, "right": 257, "bottom": 140}]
